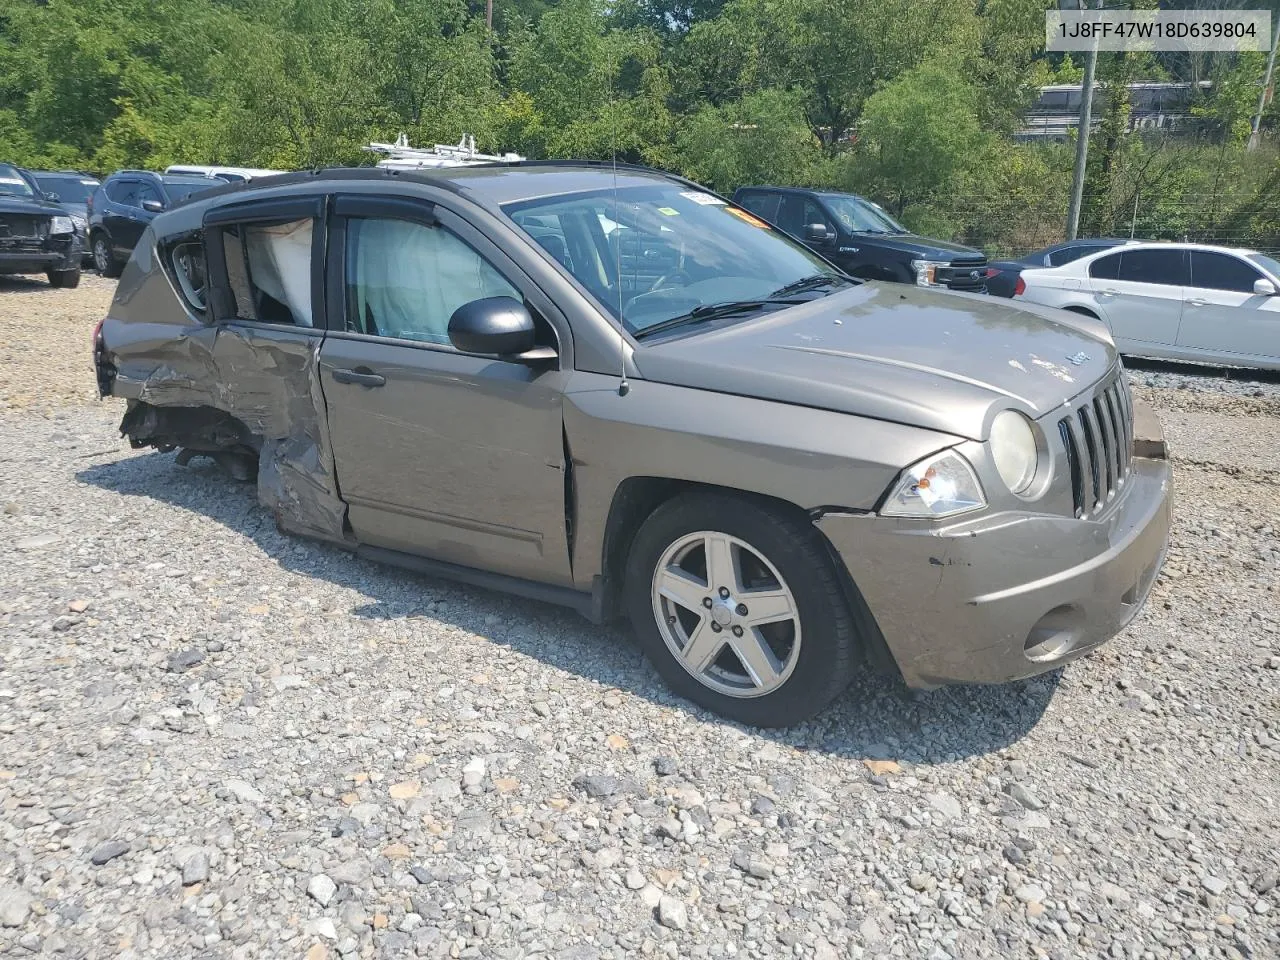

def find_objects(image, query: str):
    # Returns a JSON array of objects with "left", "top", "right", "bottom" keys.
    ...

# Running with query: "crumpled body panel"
[{"left": 102, "top": 226, "right": 348, "bottom": 543}]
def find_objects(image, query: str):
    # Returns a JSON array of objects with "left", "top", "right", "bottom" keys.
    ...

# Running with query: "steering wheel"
[{"left": 649, "top": 269, "right": 694, "bottom": 293}]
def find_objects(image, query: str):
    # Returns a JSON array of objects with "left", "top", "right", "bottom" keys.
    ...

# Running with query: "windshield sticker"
[
  {"left": 81, "top": 179, "right": 98, "bottom": 185},
  {"left": 657, "top": 206, "right": 680, "bottom": 216},
  {"left": 0, "top": 177, "right": 25, "bottom": 185},
  {"left": 725, "top": 207, "right": 769, "bottom": 228},
  {"left": 680, "top": 191, "right": 726, "bottom": 206}
]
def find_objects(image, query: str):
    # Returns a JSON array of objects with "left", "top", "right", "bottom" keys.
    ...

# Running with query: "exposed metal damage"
[{"left": 104, "top": 313, "right": 348, "bottom": 543}]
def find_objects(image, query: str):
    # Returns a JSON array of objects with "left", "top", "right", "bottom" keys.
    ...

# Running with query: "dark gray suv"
[{"left": 93, "top": 163, "right": 1172, "bottom": 727}]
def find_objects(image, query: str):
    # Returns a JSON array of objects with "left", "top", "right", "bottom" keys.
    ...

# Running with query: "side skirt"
[{"left": 357, "top": 544, "right": 602, "bottom": 622}]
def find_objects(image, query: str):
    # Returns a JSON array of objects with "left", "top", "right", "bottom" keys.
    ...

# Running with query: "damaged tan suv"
[{"left": 93, "top": 163, "right": 1172, "bottom": 727}]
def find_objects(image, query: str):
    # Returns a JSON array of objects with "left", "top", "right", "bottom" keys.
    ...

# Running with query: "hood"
[
  {"left": 0, "top": 195, "right": 61, "bottom": 217},
  {"left": 57, "top": 201, "right": 89, "bottom": 221},
  {"left": 634, "top": 283, "right": 1118, "bottom": 441},
  {"left": 846, "top": 232, "right": 983, "bottom": 262}
]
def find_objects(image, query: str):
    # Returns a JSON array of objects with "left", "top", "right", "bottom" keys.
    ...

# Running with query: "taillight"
[
  {"left": 1013, "top": 275, "right": 1026, "bottom": 297},
  {"left": 92, "top": 317, "right": 104, "bottom": 347},
  {"left": 984, "top": 268, "right": 1001, "bottom": 278}
]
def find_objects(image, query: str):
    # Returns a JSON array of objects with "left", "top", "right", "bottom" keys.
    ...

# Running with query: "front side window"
[
  {"left": 1189, "top": 251, "right": 1262, "bottom": 293},
  {"left": 138, "top": 183, "right": 163, "bottom": 208},
  {"left": 221, "top": 218, "right": 314, "bottom": 325},
  {"left": 344, "top": 218, "right": 518, "bottom": 343},
  {"left": 1116, "top": 249, "right": 1189, "bottom": 286},
  {"left": 108, "top": 180, "right": 140, "bottom": 207},
  {"left": 505, "top": 185, "right": 836, "bottom": 334}
]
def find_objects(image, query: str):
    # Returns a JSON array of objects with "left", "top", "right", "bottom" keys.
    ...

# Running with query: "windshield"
[
  {"left": 1248, "top": 253, "right": 1280, "bottom": 279},
  {"left": 820, "top": 194, "right": 905, "bottom": 234},
  {"left": 0, "top": 164, "right": 37, "bottom": 200},
  {"left": 163, "top": 179, "right": 218, "bottom": 203},
  {"left": 34, "top": 175, "right": 97, "bottom": 204},
  {"left": 503, "top": 185, "right": 839, "bottom": 334}
]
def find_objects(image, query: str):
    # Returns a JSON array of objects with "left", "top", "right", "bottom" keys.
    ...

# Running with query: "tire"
[
  {"left": 47, "top": 267, "right": 81, "bottom": 289},
  {"left": 92, "top": 235, "right": 122, "bottom": 278},
  {"left": 624, "top": 491, "right": 861, "bottom": 727}
]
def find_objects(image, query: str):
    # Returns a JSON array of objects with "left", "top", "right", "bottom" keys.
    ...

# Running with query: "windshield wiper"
[
  {"left": 767, "top": 273, "right": 850, "bottom": 298},
  {"left": 634, "top": 299, "right": 774, "bottom": 339}
]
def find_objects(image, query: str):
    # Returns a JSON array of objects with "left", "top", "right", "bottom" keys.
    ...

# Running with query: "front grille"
[
  {"left": 1058, "top": 371, "right": 1133, "bottom": 518},
  {"left": 0, "top": 215, "right": 48, "bottom": 238},
  {"left": 939, "top": 259, "right": 989, "bottom": 292}
]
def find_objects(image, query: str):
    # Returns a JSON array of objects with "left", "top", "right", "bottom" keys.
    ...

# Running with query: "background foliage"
[{"left": 2, "top": 0, "right": 1278, "bottom": 254}]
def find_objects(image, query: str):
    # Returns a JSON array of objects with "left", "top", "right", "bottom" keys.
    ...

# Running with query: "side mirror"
[
  {"left": 1254, "top": 278, "right": 1276, "bottom": 296},
  {"left": 448, "top": 296, "right": 554, "bottom": 361},
  {"left": 803, "top": 223, "right": 833, "bottom": 244},
  {"left": 141, "top": 199, "right": 164, "bottom": 213},
  {"left": 44, "top": 192, "right": 60, "bottom": 202}
]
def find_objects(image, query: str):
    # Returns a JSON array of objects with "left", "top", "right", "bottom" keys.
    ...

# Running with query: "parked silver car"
[{"left": 93, "top": 163, "right": 1173, "bottom": 726}]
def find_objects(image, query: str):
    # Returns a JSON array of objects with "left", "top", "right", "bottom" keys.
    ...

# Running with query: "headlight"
[
  {"left": 989, "top": 410, "right": 1039, "bottom": 495},
  {"left": 881, "top": 449, "right": 986, "bottom": 518},
  {"left": 910, "top": 259, "right": 949, "bottom": 287},
  {"left": 50, "top": 216, "right": 74, "bottom": 235}
]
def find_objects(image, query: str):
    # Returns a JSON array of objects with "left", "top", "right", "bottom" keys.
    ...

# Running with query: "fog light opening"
[{"left": 1024, "top": 605, "right": 1083, "bottom": 662}]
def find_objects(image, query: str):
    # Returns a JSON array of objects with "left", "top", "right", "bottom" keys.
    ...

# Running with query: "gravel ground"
[{"left": 1, "top": 281, "right": 1278, "bottom": 960}]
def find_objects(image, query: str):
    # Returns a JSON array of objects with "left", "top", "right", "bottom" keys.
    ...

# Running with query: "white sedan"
[{"left": 1014, "top": 242, "right": 1280, "bottom": 370}]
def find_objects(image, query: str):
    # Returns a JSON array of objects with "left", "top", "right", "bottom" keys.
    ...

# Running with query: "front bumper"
[
  {"left": 816, "top": 421, "right": 1172, "bottom": 688},
  {"left": 0, "top": 234, "right": 81, "bottom": 275}
]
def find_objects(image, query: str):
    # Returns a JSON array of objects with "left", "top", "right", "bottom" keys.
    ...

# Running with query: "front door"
[
  {"left": 1087, "top": 247, "right": 1188, "bottom": 348},
  {"left": 318, "top": 195, "right": 572, "bottom": 586},
  {"left": 1179, "top": 249, "right": 1280, "bottom": 360}
]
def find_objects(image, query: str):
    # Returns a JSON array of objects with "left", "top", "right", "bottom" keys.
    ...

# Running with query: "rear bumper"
[{"left": 816, "top": 430, "right": 1172, "bottom": 688}]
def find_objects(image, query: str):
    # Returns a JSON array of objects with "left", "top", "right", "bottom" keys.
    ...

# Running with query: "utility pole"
[
  {"left": 1247, "top": 12, "right": 1280, "bottom": 151},
  {"left": 1066, "top": 0, "right": 1101, "bottom": 241},
  {"left": 486, "top": 0, "right": 494, "bottom": 30}
]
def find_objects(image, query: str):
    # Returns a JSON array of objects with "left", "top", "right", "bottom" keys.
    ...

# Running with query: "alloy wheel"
[{"left": 650, "top": 531, "right": 801, "bottom": 698}]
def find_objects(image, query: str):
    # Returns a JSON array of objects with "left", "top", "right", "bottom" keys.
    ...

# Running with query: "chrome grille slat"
[
  {"left": 1094, "top": 394, "right": 1118, "bottom": 493},
  {"left": 1057, "top": 370, "right": 1133, "bottom": 518}
]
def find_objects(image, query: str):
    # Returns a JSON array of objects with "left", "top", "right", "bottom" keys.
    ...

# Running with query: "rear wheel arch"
[{"left": 1064, "top": 305, "right": 1101, "bottom": 320}]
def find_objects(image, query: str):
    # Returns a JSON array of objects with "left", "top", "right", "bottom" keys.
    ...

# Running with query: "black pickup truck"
[{"left": 733, "top": 186, "right": 989, "bottom": 293}]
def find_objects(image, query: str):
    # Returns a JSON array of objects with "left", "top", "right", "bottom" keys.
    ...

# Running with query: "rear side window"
[
  {"left": 737, "top": 191, "right": 780, "bottom": 223},
  {"left": 1050, "top": 244, "right": 1107, "bottom": 266},
  {"left": 1089, "top": 252, "right": 1121, "bottom": 280},
  {"left": 344, "top": 217, "right": 518, "bottom": 343},
  {"left": 1116, "top": 249, "right": 1188, "bottom": 286},
  {"left": 1189, "top": 251, "right": 1262, "bottom": 293},
  {"left": 221, "top": 218, "right": 315, "bottom": 325}
]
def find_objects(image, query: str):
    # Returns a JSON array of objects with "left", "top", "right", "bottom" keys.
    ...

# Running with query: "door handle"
[
  {"left": 1188, "top": 298, "right": 1206, "bottom": 307},
  {"left": 332, "top": 368, "right": 386, "bottom": 388},
  {"left": 1099, "top": 289, "right": 1119, "bottom": 296}
]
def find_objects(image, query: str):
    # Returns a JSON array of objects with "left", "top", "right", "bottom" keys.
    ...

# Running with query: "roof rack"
[{"left": 363, "top": 133, "right": 525, "bottom": 169}]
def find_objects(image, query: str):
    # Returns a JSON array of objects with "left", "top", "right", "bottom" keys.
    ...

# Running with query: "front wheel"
[
  {"left": 625, "top": 492, "right": 862, "bottom": 727},
  {"left": 92, "top": 235, "right": 122, "bottom": 278},
  {"left": 47, "top": 267, "right": 81, "bottom": 289}
]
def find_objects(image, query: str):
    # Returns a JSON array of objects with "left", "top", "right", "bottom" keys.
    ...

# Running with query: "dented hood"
[{"left": 634, "top": 282, "right": 1117, "bottom": 441}]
